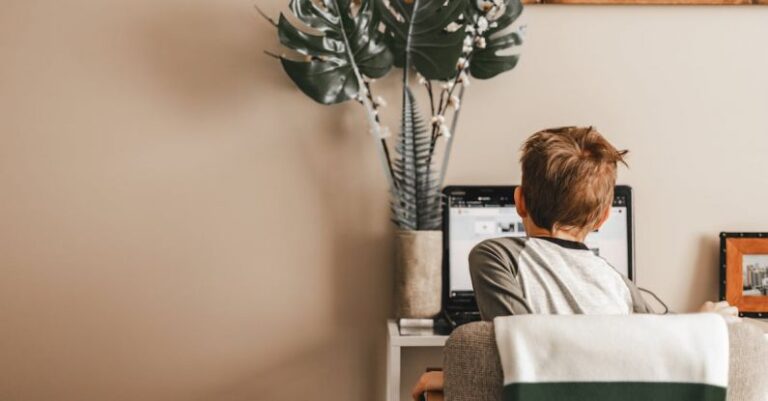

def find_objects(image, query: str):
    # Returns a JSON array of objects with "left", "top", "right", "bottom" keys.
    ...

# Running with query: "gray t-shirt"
[{"left": 469, "top": 236, "right": 652, "bottom": 320}]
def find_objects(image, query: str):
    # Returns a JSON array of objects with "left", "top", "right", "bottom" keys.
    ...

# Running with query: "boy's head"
[{"left": 514, "top": 126, "right": 628, "bottom": 239}]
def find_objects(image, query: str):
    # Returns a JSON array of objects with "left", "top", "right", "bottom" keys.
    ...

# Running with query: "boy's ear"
[
  {"left": 514, "top": 187, "right": 528, "bottom": 218},
  {"left": 594, "top": 204, "right": 611, "bottom": 230}
]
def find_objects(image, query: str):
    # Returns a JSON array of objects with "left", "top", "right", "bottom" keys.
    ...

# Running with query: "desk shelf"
[{"left": 386, "top": 319, "right": 449, "bottom": 401}]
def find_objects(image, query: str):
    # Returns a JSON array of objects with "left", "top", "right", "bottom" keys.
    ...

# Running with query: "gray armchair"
[{"left": 443, "top": 321, "right": 768, "bottom": 401}]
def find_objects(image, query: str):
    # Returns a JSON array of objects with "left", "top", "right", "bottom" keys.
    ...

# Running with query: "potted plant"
[{"left": 260, "top": 0, "right": 523, "bottom": 317}]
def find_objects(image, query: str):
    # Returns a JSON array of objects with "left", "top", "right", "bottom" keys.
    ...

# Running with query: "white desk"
[{"left": 386, "top": 319, "right": 448, "bottom": 401}]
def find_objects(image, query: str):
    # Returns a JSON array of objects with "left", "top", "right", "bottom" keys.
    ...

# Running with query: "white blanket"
[{"left": 493, "top": 314, "right": 729, "bottom": 401}]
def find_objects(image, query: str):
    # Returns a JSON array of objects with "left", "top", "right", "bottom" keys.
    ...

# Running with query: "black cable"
[
  {"left": 639, "top": 287, "right": 671, "bottom": 314},
  {"left": 442, "top": 309, "right": 458, "bottom": 328}
]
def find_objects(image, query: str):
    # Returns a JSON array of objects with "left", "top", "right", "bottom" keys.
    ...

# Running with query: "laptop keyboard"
[{"left": 436, "top": 310, "right": 482, "bottom": 334}]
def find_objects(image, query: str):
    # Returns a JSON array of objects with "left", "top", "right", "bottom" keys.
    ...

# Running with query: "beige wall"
[{"left": 1, "top": 1, "right": 767, "bottom": 400}]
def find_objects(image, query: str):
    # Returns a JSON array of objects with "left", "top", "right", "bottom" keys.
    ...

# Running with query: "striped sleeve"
[{"left": 469, "top": 238, "right": 532, "bottom": 320}]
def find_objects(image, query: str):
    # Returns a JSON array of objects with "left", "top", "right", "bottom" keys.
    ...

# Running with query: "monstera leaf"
[
  {"left": 276, "top": 0, "right": 394, "bottom": 104},
  {"left": 392, "top": 88, "right": 442, "bottom": 230},
  {"left": 377, "top": 0, "right": 468, "bottom": 81},
  {"left": 467, "top": 0, "right": 523, "bottom": 80}
]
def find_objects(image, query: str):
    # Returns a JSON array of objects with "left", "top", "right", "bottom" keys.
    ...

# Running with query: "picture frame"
[
  {"left": 521, "top": 0, "right": 765, "bottom": 5},
  {"left": 720, "top": 232, "right": 768, "bottom": 318}
]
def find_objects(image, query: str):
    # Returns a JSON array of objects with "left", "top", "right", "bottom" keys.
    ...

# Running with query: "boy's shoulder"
[{"left": 471, "top": 236, "right": 529, "bottom": 259}]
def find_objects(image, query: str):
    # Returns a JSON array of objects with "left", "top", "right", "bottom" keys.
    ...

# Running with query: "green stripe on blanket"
[{"left": 503, "top": 382, "right": 726, "bottom": 401}]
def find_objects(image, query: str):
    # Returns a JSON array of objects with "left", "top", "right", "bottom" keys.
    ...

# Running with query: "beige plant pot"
[{"left": 394, "top": 230, "right": 442, "bottom": 318}]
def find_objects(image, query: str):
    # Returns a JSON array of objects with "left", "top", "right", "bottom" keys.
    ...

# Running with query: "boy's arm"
[{"left": 469, "top": 240, "right": 531, "bottom": 320}]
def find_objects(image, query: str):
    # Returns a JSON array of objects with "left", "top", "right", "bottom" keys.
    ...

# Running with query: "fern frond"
[{"left": 392, "top": 88, "right": 442, "bottom": 230}]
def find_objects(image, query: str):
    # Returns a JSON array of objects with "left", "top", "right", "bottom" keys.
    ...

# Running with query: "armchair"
[{"left": 443, "top": 320, "right": 768, "bottom": 401}]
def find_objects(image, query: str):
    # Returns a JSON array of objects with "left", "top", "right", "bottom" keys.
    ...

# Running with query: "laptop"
[{"left": 440, "top": 185, "right": 635, "bottom": 329}]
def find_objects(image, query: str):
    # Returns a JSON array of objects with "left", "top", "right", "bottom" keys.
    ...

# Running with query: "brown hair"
[{"left": 520, "top": 126, "right": 628, "bottom": 233}]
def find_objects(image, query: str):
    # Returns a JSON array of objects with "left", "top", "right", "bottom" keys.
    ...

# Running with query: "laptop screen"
[{"left": 445, "top": 186, "right": 633, "bottom": 298}]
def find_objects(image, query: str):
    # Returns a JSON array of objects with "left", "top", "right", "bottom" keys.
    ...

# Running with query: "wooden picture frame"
[
  {"left": 720, "top": 232, "right": 768, "bottom": 318},
  {"left": 522, "top": 0, "right": 763, "bottom": 4}
]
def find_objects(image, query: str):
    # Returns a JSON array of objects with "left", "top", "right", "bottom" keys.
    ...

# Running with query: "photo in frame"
[
  {"left": 720, "top": 232, "right": 768, "bottom": 318},
  {"left": 521, "top": 0, "right": 764, "bottom": 4}
]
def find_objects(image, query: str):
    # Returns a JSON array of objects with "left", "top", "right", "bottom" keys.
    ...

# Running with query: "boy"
[
  {"left": 411, "top": 126, "right": 737, "bottom": 401},
  {"left": 469, "top": 126, "right": 649, "bottom": 319}
]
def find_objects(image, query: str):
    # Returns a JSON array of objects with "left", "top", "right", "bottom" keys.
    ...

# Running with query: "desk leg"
[{"left": 386, "top": 342, "right": 401, "bottom": 401}]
